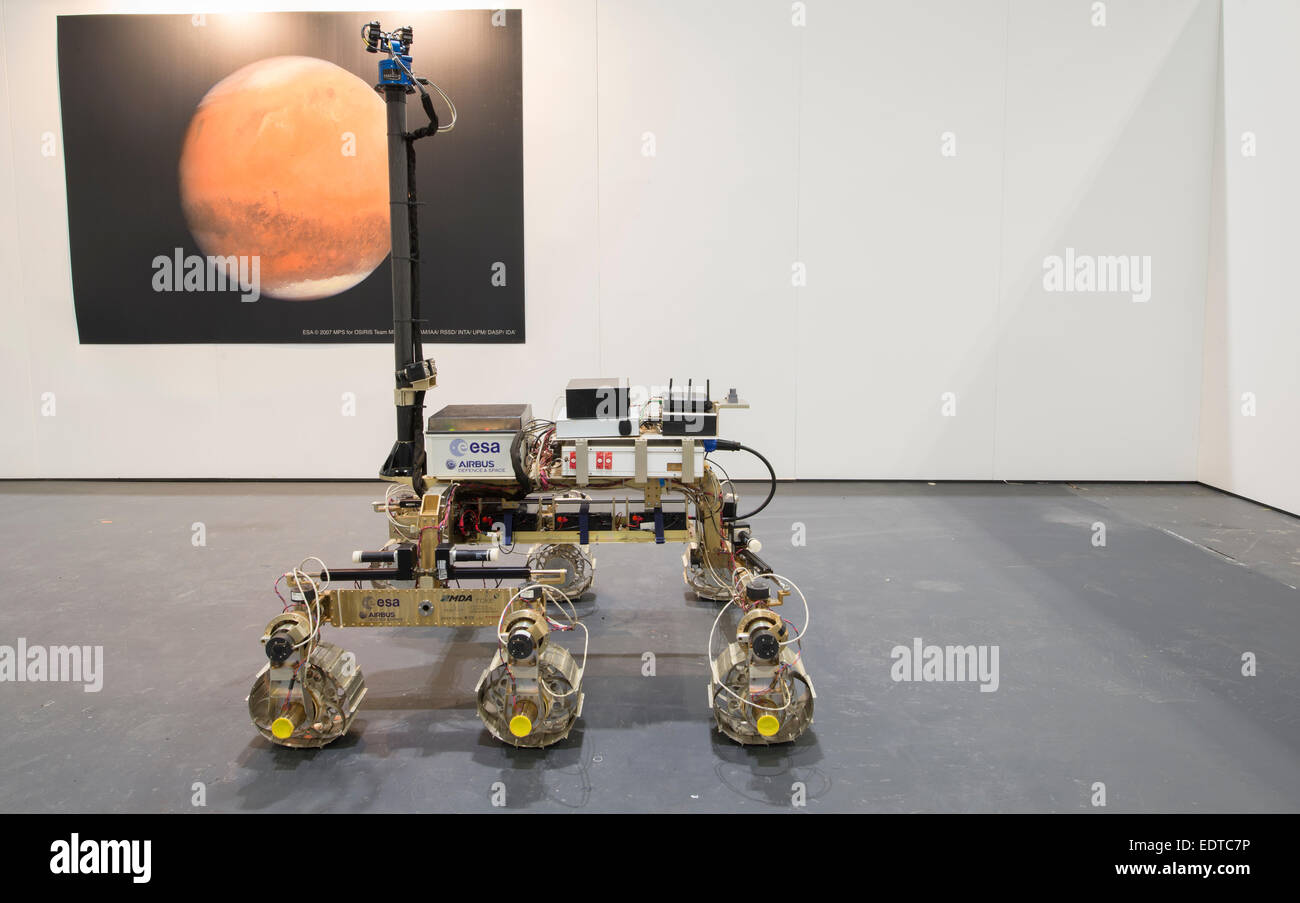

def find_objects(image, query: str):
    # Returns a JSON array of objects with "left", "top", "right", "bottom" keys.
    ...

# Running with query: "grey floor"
[{"left": 0, "top": 479, "right": 1296, "bottom": 813}]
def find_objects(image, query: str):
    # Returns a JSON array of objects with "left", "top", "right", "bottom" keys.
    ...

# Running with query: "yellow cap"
[
  {"left": 271, "top": 717, "right": 295, "bottom": 740},
  {"left": 509, "top": 714, "right": 533, "bottom": 738},
  {"left": 756, "top": 714, "right": 780, "bottom": 737}
]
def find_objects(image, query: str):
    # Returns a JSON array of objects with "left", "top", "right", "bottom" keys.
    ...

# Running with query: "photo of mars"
[{"left": 178, "top": 56, "right": 390, "bottom": 300}]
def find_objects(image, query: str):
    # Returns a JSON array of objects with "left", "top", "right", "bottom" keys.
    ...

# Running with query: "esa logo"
[
  {"left": 449, "top": 438, "right": 501, "bottom": 457},
  {"left": 359, "top": 595, "right": 401, "bottom": 620}
]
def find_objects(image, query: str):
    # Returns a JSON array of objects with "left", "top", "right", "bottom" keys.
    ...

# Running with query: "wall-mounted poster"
[{"left": 57, "top": 10, "right": 524, "bottom": 344}]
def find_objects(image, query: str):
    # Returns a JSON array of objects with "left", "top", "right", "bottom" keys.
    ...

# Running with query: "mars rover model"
[{"left": 247, "top": 22, "right": 815, "bottom": 749}]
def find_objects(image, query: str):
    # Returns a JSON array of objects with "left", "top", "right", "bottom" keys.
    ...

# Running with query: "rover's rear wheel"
[
  {"left": 526, "top": 543, "right": 594, "bottom": 599},
  {"left": 248, "top": 641, "right": 367, "bottom": 748}
]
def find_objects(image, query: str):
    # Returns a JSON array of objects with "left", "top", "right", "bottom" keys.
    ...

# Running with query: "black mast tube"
[
  {"left": 386, "top": 87, "right": 413, "bottom": 381},
  {"left": 379, "top": 83, "right": 426, "bottom": 491}
]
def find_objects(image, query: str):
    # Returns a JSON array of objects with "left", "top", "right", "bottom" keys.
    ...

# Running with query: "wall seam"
[
  {"left": 1194, "top": 0, "right": 1227, "bottom": 485},
  {"left": 989, "top": 0, "right": 1012, "bottom": 481}
]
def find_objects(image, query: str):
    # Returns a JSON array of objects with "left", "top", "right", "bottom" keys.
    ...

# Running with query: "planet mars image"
[{"left": 178, "top": 56, "right": 390, "bottom": 300}]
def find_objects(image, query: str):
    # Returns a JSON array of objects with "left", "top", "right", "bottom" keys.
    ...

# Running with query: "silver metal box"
[{"left": 426, "top": 404, "right": 532, "bottom": 480}]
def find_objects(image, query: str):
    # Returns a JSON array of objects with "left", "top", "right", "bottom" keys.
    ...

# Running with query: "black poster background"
[{"left": 57, "top": 10, "right": 524, "bottom": 343}]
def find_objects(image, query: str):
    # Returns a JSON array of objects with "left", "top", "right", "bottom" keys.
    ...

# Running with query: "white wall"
[
  {"left": 995, "top": 0, "right": 1218, "bottom": 480},
  {"left": 0, "top": 1, "right": 1236, "bottom": 486},
  {"left": 795, "top": 0, "right": 1007, "bottom": 479},
  {"left": 1198, "top": 0, "right": 1300, "bottom": 516},
  {"left": 594, "top": 0, "right": 801, "bottom": 478}
]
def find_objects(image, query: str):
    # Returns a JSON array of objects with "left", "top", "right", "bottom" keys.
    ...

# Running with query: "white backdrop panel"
[{"left": 1198, "top": 0, "right": 1300, "bottom": 515}]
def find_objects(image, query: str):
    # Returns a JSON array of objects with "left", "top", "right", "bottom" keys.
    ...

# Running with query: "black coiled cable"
[{"left": 712, "top": 439, "right": 777, "bottom": 521}]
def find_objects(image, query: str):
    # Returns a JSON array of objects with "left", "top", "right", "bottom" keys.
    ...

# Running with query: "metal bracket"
[{"left": 635, "top": 436, "right": 648, "bottom": 483}]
